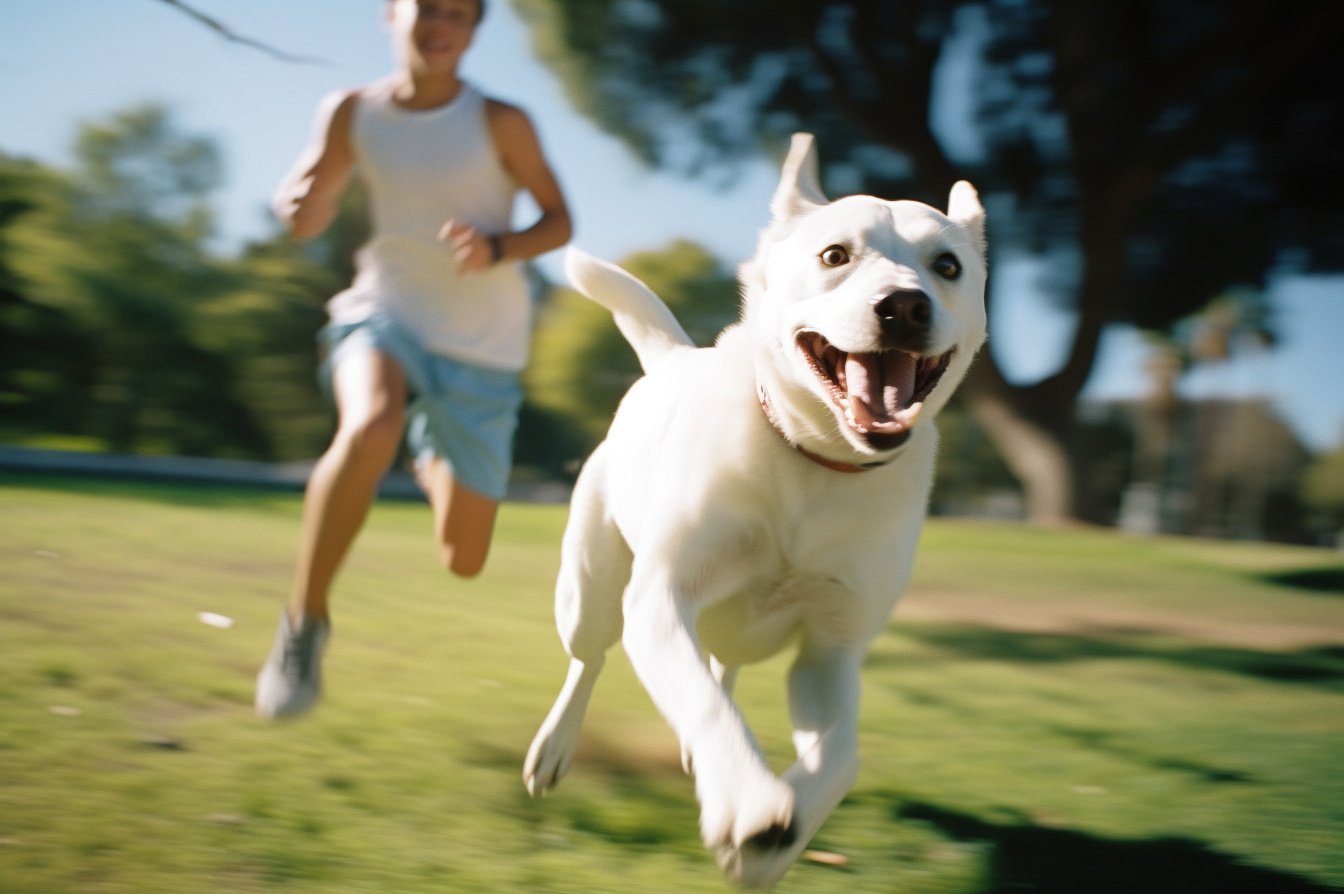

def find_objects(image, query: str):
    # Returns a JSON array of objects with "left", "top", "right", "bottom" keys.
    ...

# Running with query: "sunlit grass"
[{"left": 1, "top": 474, "right": 1342, "bottom": 893}]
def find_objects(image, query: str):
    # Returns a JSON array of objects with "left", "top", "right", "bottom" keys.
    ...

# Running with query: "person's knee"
[{"left": 340, "top": 404, "right": 404, "bottom": 461}]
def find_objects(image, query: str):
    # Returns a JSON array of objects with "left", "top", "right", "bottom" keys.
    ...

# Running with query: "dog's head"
[{"left": 740, "top": 133, "right": 988, "bottom": 462}]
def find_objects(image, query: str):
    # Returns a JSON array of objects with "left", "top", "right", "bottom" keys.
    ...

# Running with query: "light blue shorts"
[{"left": 318, "top": 315, "right": 523, "bottom": 501}]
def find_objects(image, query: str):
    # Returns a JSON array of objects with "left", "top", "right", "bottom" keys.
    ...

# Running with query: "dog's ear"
[
  {"left": 770, "top": 133, "right": 829, "bottom": 221},
  {"left": 948, "top": 181, "right": 986, "bottom": 259}
]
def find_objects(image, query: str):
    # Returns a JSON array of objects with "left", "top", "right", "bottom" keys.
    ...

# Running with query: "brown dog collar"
[{"left": 757, "top": 385, "right": 890, "bottom": 473}]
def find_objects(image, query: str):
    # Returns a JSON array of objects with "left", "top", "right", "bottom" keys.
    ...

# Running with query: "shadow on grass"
[
  {"left": 560, "top": 777, "right": 699, "bottom": 849},
  {"left": 460, "top": 735, "right": 700, "bottom": 851},
  {"left": 894, "top": 799, "right": 1338, "bottom": 894},
  {"left": 458, "top": 730, "right": 684, "bottom": 782},
  {"left": 876, "top": 625, "right": 1344, "bottom": 690},
  {"left": 1261, "top": 567, "right": 1344, "bottom": 596}
]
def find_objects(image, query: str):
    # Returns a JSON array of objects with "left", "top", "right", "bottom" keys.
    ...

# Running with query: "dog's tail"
[{"left": 564, "top": 247, "right": 696, "bottom": 373}]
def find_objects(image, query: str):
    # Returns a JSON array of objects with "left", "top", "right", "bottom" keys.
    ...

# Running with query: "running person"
[{"left": 256, "top": 0, "right": 572, "bottom": 718}]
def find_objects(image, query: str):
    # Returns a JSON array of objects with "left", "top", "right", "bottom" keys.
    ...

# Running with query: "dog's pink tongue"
[{"left": 846, "top": 352, "right": 917, "bottom": 430}]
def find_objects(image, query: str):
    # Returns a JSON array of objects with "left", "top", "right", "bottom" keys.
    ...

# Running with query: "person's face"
[{"left": 387, "top": 0, "right": 480, "bottom": 74}]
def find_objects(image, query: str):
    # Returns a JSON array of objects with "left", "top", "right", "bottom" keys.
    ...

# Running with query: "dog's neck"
[{"left": 756, "top": 383, "right": 891, "bottom": 473}]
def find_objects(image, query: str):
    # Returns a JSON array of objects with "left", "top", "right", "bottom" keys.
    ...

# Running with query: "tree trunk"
[
  {"left": 964, "top": 360, "right": 1075, "bottom": 525},
  {"left": 965, "top": 179, "right": 1136, "bottom": 525}
]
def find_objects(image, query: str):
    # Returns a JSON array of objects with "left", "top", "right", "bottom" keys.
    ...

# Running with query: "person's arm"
[
  {"left": 272, "top": 90, "right": 358, "bottom": 240},
  {"left": 442, "top": 100, "right": 573, "bottom": 273}
]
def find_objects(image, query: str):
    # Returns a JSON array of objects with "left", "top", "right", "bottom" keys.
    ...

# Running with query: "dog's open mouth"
[{"left": 797, "top": 330, "right": 952, "bottom": 447}]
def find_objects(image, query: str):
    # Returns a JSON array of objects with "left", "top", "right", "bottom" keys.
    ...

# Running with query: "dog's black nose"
[{"left": 874, "top": 288, "right": 932, "bottom": 349}]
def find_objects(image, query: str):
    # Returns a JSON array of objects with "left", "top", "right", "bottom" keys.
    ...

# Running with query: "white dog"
[{"left": 523, "top": 133, "right": 987, "bottom": 887}]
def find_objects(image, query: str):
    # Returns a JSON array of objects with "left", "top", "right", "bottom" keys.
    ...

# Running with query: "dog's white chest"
[{"left": 695, "top": 566, "right": 875, "bottom": 667}]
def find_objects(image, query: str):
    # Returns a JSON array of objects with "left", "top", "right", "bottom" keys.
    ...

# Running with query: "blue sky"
[{"left": 2, "top": 0, "right": 1341, "bottom": 451}]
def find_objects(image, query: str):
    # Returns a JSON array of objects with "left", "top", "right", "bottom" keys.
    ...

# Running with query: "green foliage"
[
  {"left": 73, "top": 104, "right": 222, "bottom": 236},
  {"left": 199, "top": 241, "right": 338, "bottom": 460},
  {"left": 2, "top": 474, "right": 1343, "bottom": 892},
  {"left": 0, "top": 159, "right": 92, "bottom": 433},
  {"left": 1302, "top": 443, "right": 1344, "bottom": 517},
  {"left": 929, "top": 399, "right": 1019, "bottom": 515},
  {"left": 0, "top": 106, "right": 352, "bottom": 461}
]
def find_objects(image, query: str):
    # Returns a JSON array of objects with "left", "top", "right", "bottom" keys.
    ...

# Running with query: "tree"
[
  {"left": 513, "top": 0, "right": 1344, "bottom": 522},
  {"left": 1, "top": 107, "right": 347, "bottom": 461},
  {"left": 0, "top": 158, "right": 94, "bottom": 441},
  {"left": 1301, "top": 440, "right": 1344, "bottom": 540},
  {"left": 37, "top": 106, "right": 270, "bottom": 456}
]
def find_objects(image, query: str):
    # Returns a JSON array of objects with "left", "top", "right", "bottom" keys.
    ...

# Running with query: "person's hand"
[{"left": 438, "top": 219, "right": 497, "bottom": 274}]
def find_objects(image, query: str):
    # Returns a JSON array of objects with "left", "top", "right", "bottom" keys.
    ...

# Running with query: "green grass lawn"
[{"left": 1, "top": 473, "right": 1342, "bottom": 893}]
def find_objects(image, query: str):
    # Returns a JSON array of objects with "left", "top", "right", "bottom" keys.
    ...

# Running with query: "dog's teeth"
[
  {"left": 843, "top": 406, "right": 867, "bottom": 433},
  {"left": 847, "top": 393, "right": 881, "bottom": 432}
]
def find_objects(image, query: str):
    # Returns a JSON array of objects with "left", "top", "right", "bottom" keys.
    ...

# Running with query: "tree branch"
[{"left": 150, "top": 0, "right": 328, "bottom": 65}]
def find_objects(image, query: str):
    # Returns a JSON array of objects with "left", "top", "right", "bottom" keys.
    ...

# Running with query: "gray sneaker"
[{"left": 255, "top": 611, "right": 330, "bottom": 719}]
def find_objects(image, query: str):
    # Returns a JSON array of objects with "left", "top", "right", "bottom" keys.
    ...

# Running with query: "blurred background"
[
  {"left": 2, "top": 0, "right": 1343, "bottom": 544},
  {"left": 3, "top": 6, "right": 1344, "bottom": 893}
]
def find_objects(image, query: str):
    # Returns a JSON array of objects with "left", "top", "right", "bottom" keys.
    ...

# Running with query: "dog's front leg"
[
  {"left": 725, "top": 642, "right": 863, "bottom": 888},
  {"left": 621, "top": 577, "right": 794, "bottom": 854}
]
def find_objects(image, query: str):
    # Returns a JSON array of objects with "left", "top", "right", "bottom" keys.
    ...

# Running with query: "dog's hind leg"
[{"left": 524, "top": 447, "right": 632, "bottom": 797}]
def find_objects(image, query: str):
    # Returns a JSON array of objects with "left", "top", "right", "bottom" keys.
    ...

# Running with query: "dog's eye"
[
  {"left": 819, "top": 245, "right": 850, "bottom": 267},
  {"left": 933, "top": 252, "right": 961, "bottom": 280}
]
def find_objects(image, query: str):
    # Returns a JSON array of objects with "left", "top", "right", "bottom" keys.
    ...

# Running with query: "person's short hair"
[{"left": 388, "top": 0, "right": 487, "bottom": 26}]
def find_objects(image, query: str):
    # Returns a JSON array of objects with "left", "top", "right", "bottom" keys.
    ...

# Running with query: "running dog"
[{"left": 523, "top": 133, "right": 988, "bottom": 887}]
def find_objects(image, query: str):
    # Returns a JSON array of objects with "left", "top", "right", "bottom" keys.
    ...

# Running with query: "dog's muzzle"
[{"left": 796, "top": 329, "right": 953, "bottom": 450}]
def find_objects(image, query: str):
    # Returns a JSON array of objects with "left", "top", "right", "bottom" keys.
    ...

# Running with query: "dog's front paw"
[
  {"left": 717, "top": 835, "right": 804, "bottom": 889},
  {"left": 695, "top": 759, "right": 795, "bottom": 853}
]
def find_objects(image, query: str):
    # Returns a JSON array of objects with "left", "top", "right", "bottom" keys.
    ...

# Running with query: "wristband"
[{"left": 487, "top": 234, "right": 503, "bottom": 264}]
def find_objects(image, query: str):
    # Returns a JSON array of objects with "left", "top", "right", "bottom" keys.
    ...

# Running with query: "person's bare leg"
[
  {"left": 288, "top": 350, "right": 408, "bottom": 622},
  {"left": 415, "top": 455, "right": 500, "bottom": 578}
]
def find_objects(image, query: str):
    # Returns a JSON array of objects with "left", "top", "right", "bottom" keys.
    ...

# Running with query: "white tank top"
[{"left": 327, "top": 77, "right": 532, "bottom": 371}]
